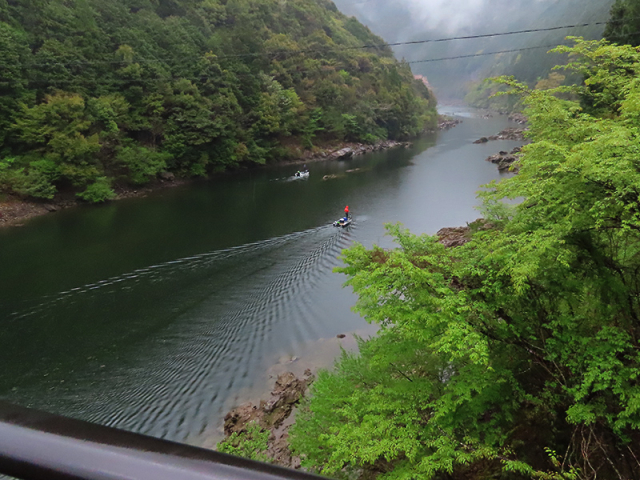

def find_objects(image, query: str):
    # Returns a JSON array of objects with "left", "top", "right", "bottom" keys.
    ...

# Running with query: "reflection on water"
[{"left": 0, "top": 110, "right": 520, "bottom": 445}]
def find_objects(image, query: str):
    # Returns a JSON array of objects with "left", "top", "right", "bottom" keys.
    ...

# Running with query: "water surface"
[{"left": 0, "top": 109, "right": 520, "bottom": 445}]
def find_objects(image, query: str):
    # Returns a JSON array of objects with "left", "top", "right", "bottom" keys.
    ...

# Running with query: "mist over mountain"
[{"left": 334, "top": 0, "right": 615, "bottom": 100}]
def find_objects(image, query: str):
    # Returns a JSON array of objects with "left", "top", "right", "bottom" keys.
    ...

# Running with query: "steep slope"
[{"left": 0, "top": 0, "right": 436, "bottom": 201}]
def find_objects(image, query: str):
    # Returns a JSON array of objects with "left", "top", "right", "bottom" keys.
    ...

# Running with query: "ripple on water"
[{"left": 3, "top": 224, "right": 359, "bottom": 443}]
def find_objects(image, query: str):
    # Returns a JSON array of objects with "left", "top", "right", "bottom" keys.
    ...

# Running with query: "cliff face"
[{"left": 0, "top": 0, "right": 437, "bottom": 202}]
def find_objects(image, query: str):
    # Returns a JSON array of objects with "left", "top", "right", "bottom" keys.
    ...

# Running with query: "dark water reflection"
[{"left": 0, "top": 108, "right": 520, "bottom": 445}]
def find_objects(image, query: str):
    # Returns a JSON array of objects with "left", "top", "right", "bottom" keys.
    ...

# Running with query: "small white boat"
[
  {"left": 333, "top": 217, "right": 352, "bottom": 228},
  {"left": 292, "top": 170, "right": 309, "bottom": 179}
]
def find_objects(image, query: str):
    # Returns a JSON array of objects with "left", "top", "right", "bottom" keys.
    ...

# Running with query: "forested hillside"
[
  {"left": 289, "top": 38, "right": 640, "bottom": 479},
  {"left": 0, "top": 0, "right": 436, "bottom": 202}
]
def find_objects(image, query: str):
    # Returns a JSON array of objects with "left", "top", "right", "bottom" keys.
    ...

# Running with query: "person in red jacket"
[{"left": 344, "top": 205, "right": 350, "bottom": 221}]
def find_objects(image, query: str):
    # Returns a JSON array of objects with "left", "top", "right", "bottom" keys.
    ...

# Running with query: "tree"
[
  {"left": 12, "top": 92, "right": 102, "bottom": 193},
  {"left": 604, "top": 0, "right": 640, "bottom": 46},
  {"left": 0, "top": 0, "right": 437, "bottom": 201},
  {"left": 290, "top": 39, "right": 640, "bottom": 480}
]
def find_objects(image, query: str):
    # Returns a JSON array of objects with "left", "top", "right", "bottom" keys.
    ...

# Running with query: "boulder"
[
  {"left": 223, "top": 403, "right": 263, "bottom": 436},
  {"left": 437, "top": 226, "right": 472, "bottom": 248},
  {"left": 437, "top": 220, "right": 494, "bottom": 248},
  {"left": 332, "top": 147, "right": 354, "bottom": 159},
  {"left": 485, "top": 148, "right": 522, "bottom": 173},
  {"left": 496, "top": 127, "right": 526, "bottom": 141},
  {"left": 508, "top": 113, "right": 528, "bottom": 124},
  {"left": 473, "top": 137, "right": 489, "bottom": 144},
  {"left": 222, "top": 370, "right": 314, "bottom": 436}
]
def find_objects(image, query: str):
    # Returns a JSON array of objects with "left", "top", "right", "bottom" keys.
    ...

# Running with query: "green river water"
[{"left": 0, "top": 107, "right": 521, "bottom": 447}]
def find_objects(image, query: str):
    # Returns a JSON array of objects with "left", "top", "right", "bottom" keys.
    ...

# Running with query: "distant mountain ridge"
[{"left": 334, "top": 0, "right": 615, "bottom": 100}]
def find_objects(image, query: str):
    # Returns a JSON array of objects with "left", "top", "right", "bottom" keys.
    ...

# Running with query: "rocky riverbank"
[
  {"left": 473, "top": 127, "right": 527, "bottom": 144},
  {"left": 0, "top": 176, "right": 188, "bottom": 227},
  {"left": 508, "top": 112, "right": 528, "bottom": 125},
  {"left": 436, "top": 219, "right": 494, "bottom": 248},
  {"left": 295, "top": 140, "right": 412, "bottom": 163},
  {"left": 220, "top": 370, "right": 315, "bottom": 469},
  {"left": 0, "top": 138, "right": 412, "bottom": 228},
  {"left": 215, "top": 222, "right": 492, "bottom": 468}
]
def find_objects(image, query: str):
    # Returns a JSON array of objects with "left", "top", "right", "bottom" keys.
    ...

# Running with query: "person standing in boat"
[{"left": 344, "top": 205, "right": 350, "bottom": 221}]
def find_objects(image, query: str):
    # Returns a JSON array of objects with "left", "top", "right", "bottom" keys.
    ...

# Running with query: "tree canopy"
[
  {"left": 604, "top": 0, "right": 640, "bottom": 46},
  {"left": 0, "top": 0, "right": 436, "bottom": 202},
  {"left": 290, "top": 39, "right": 640, "bottom": 479}
]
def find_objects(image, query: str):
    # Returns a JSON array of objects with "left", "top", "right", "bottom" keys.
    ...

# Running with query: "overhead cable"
[{"left": 13, "top": 20, "right": 608, "bottom": 69}]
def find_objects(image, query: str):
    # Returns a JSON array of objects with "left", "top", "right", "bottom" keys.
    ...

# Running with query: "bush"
[
  {"left": 76, "top": 177, "right": 116, "bottom": 203},
  {"left": 116, "top": 146, "right": 170, "bottom": 185},
  {"left": 0, "top": 157, "right": 57, "bottom": 199},
  {"left": 217, "top": 422, "right": 270, "bottom": 463}
]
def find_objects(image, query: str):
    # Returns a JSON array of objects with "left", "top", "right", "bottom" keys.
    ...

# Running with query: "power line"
[
  {"left": 12, "top": 20, "right": 608, "bottom": 70},
  {"left": 3, "top": 19, "right": 631, "bottom": 86},
  {"left": 0, "top": 41, "right": 577, "bottom": 86},
  {"left": 379, "top": 22, "right": 607, "bottom": 49},
  {"left": 407, "top": 44, "right": 561, "bottom": 64}
]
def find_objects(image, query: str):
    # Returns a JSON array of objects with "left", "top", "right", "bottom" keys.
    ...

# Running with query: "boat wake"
[{"left": 3, "top": 224, "right": 359, "bottom": 443}]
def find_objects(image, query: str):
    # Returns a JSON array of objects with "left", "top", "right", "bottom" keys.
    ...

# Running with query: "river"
[{"left": 0, "top": 108, "right": 521, "bottom": 448}]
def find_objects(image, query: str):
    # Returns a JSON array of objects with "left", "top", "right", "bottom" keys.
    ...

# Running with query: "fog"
[
  {"left": 336, "top": 0, "right": 569, "bottom": 38},
  {"left": 333, "top": 0, "right": 615, "bottom": 100}
]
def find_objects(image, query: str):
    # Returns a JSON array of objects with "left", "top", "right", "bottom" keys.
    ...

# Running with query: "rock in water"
[{"left": 222, "top": 370, "right": 314, "bottom": 436}]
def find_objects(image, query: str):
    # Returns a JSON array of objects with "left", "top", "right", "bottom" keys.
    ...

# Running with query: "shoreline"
[
  {"left": 0, "top": 140, "right": 396, "bottom": 228},
  {"left": 214, "top": 223, "right": 479, "bottom": 467},
  {"left": 0, "top": 124, "right": 456, "bottom": 228}
]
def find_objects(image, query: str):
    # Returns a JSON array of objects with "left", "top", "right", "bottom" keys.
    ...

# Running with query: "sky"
[
  {"left": 331, "top": 0, "right": 615, "bottom": 99},
  {"left": 338, "top": 0, "right": 551, "bottom": 36}
]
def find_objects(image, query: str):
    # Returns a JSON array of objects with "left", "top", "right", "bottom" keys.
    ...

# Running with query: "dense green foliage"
[
  {"left": 0, "top": 0, "right": 436, "bottom": 202},
  {"left": 290, "top": 39, "right": 640, "bottom": 479},
  {"left": 217, "top": 422, "right": 270, "bottom": 462},
  {"left": 604, "top": 0, "right": 640, "bottom": 45}
]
